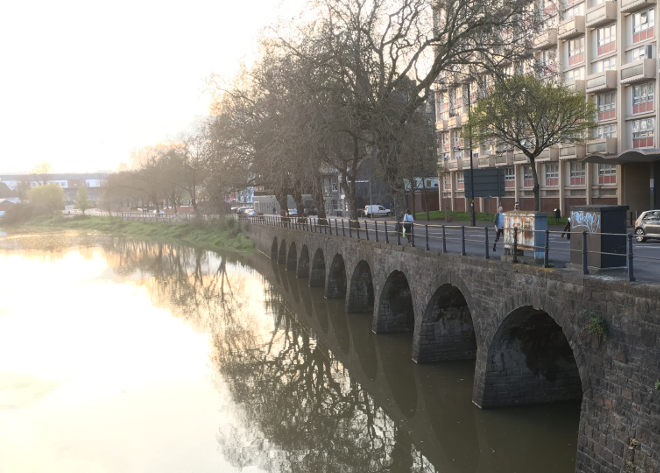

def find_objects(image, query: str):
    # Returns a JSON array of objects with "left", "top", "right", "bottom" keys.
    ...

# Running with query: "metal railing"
[{"left": 249, "top": 215, "right": 660, "bottom": 283}]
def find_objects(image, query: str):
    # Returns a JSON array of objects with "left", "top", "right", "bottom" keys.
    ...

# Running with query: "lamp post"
[{"left": 466, "top": 81, "right": 476, "bottom": 227}]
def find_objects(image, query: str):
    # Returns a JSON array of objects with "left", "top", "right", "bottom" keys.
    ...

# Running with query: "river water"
[{"left": 0, "top": 233, "right": 580, "bottom": 473}]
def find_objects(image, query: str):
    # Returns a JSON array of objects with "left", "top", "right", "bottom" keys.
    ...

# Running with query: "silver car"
[{"left": 634, "top": 210, "right": 660, "bottom": 242}]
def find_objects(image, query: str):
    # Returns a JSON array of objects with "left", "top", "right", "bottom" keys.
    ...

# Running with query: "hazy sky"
[{"left": 0, "top": 0, "right": 305, "bottom": 174}]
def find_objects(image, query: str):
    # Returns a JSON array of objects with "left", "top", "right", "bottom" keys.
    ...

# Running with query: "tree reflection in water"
[{"left": 103, "top": 239, "right": 438, "bottom": 473}]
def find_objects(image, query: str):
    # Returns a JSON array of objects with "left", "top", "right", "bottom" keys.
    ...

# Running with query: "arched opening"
[
  {"left": 326, "top": 254, "right": 347, "bottom": 299},
  {"left": 297, "top": 245, "right": 310, "bottom": 279},
  {"left": 347, "top": 260, "right": 374, "bottom": 313},
  {"left": 286, "top": 242, "right": 297, "bottom": 271},
  {"left": 270, "top": 238, "right": 278, "bottom": 261},
  {"left": 478, "top": 306, "right": 582, "bottom": 408},
  {"left": 278, "top": 240, "right": 287, "bottom": 265},
  {"left": 309, "top": 248, "right": 325, "bottom": 287},
  {"left": 413, "top": 284, "right": 475, "bottom": 363},
  {"left": 375, "top": 270, "right": 414, "bottom": 333}
]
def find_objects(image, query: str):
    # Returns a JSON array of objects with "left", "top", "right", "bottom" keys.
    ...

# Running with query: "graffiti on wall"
[{"left": 571, "top": 210, "right": 601, "bottom": 233}]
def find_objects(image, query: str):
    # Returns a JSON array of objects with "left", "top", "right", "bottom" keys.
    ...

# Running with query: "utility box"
[
  {"left": 569, "top": 205, "right": 628, "bottom": 268},
  {"left": 503, "top": 211, "right": 548, "bottom": 260}
]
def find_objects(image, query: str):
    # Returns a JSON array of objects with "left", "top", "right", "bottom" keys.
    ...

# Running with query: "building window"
[
  {"left": 632, "top": 8, "right": 654, "bottom": 44},
  {"left": 538, "top": 49, "right": 558, "bottom": 75},
  {"left": 593, "top": 123, "right": 617, "bottom": 139},
  {"left": 629, "top": 44, "right": 653, "bottom": 63},
  {"left": 592, "top": 56, "right": 616, "bottom": 74},
  {"left": 545, "top": 163, "right": 559, "bottom": 187},
  {"left": 632, "top": 117, "right": 654, "bottom": 148},
  {"left": 563, "top": 67, "right": 584, "bottom": 83},
  {"left": 598, "top": 163, "right": 617, "bottom": 185},
  {"left": 632, "top": 82, "right": 654, "bottom": 115},
  {"left": 596, "top": 24, "right": 616, "bottom": 56},
  {"left": 567, "top": 37, "right": 584, "bottom": 66},
  {"left": 456, "top": 173, "right": 464, "bottom": 190},
  {"left": 504, "top": 166, "right": 515, "bottom": 188},
  {"left": 596, "top": 91, "right": 616, "bottom": 121},
  {"left": 569, "top": 161, "right": 585, "bottom": 186},
  {"left": 443, "top": 175, "right": 452, "bottom": 190},
  {"left": 523, "top": 166, "right": 534, "bottom": 188},
  {"left": 562, "top": 2, "right": 584, "bottom": 20}
]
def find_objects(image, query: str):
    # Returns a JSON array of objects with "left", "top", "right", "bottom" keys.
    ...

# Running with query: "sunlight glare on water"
[{"left": 0, "top": 246, "right": 269, "bottom": 473}]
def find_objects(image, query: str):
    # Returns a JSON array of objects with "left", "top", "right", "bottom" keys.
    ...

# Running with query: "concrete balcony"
[
  {"left": 585, "top": 70, "right": 617, "bottom": 94},
  {"left": 558, "top": 16, "right": 585, "bottom": 40},
  {"left": 586, "top": 137, "right": 617, "bottom": 155},
  {"left": 586, "top": 2, "right": 617, "bottom": 28},
  {"left": 537, "top": 147, "right": 560, "bottom": 162},
  {"left": 461, "top": 159, "right": 472, "bottom": 170},
  {"left": 436, "top": 119, "right": 448, "bottom": 131},
  {"left": 478, "top": 157, "right": 495, "bottom": 167},
  {"left": 560, "top": 143, "right": 586, "bottom": 159},
  {"left": 514, "top": 151, "right": 528, "bottom": 163},
  {"left": 534, "top": 28, "right": 558, "bottom": 49},
  {"left": 620, "top": 0, "right": 656, "bottom": 14},
  {"left": 448, "top": 114, "right": 462, "bottom": 129},
  {"left": 494, "top": 152, "right": 514, "bottom": 166},
  {"left": 437, "top": 160, "right": 450, "bottom": 171},
  {"left": 567, "top": 79, "right": 586, "bottom": 93},
  {"left": 620, "top": 58, "right": 656, "bottom": 85},
  {"left": 448, "top": 160, "right": 459, "bottom": 170}
]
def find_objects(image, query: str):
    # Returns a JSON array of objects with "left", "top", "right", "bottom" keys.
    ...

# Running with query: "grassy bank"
[{"left": 4, "top": 215, "right": 254, "bottom": 252}]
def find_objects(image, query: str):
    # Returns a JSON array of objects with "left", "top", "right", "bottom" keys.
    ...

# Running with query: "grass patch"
[{"left": 4, "top": 215, "right": 254, "bottom": 253}]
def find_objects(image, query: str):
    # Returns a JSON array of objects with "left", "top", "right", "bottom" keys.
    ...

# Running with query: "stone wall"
[{"left": 248, "top": 223, "right": 660, "bottom": 473}]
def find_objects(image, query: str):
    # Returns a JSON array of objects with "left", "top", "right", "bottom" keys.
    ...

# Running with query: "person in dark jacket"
[
  {"left": 493, "top": 206, "right": 504, "bottom": 252},
  {"left": 561, "top": 217, "right": 571, "bottom": 240}
]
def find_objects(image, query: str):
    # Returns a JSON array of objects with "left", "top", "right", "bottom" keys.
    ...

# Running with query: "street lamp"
[{"left": 466, "top": 81, "right": 476, "bottom": 227}]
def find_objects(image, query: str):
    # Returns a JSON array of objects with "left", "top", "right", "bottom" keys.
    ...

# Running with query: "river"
[{"left": 0, "top": 233, "right": 580, "bottom": 472}]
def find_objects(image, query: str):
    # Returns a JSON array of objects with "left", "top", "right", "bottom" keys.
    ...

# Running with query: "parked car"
[
  {"left": 288, "top": 208, "right": 298, "bottom": 216},
  {"left": 634, "top": 210, "right": 660, "bottom": 242},
  {"left": 364, "top": 204, "right": 391, "bottom": 217}
]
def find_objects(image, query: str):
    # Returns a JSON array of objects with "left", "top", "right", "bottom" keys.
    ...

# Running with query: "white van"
[{"left": 364, "top": 204, "right": 391, "bottom": 217}]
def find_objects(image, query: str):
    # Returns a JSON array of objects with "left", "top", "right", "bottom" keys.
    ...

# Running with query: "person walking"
[
  {"left": 561, "top": 217, "right": 571, "bottom": 240},
  {"left": 493, "top": 205, "right": 505, "bottom": 252},
  {"left": 403, "top": 209, "right": 414, "bottom": 243}
]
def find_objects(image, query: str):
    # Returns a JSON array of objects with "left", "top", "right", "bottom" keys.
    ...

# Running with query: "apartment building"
[{"left": 435, "top": 0, "right": 660, "bottom": 217}]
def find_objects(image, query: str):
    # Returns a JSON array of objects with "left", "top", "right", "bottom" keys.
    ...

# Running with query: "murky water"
[{"left": 0, "top": 233, "right": 580, "bottom": 472}]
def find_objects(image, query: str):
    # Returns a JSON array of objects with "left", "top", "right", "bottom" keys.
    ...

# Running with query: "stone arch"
[
  {"left": 278, "top": 240, "right": 287, "bottom": 265},
  {"left": 374, "top": 270, "right": 414, "bottom": 333},
  {"left": 326, "top": 253, "right": 347, "bottom": 299},
  {"left": 347, "top": 260, "right": 374, "bottom": 313},
  {"left": 286, "top": 242, "right": 297, "bottom": 271},
  {"left": 310, "top": 248, "right": 325, "bottom": 287},
  {"left": 476, "top": 306, "right": 582, "bottom": 408},
  {"left": 413, "top": 284, "right": 475, "bottom": 363},
  {"left": 297, "top": 245, "right": 310, "bottom": 279},
  {"left": 270, "top": 237, "right": 278, "bottom": 261}
]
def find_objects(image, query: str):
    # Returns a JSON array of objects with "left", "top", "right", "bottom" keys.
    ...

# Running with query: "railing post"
[
  {"left": 411, "top": 224, "right": 415, "bottom": 247},
  {"left": 425, "top": 225, "right": 429, "bottom": 251},
  {"left": 357, "top": 221, "right": 361, "bottom": 240},
  {"left": 384, "top": 220, "right": 389, "bottom": 243},
  {"left": 582, "top": 230, "right": 589, "bottom": 275},
  {"left": 627, "top": 233, "right": 636, "bottom": 282},
  {"left": 397, "top": 221, "right": 401, "bottom": 246},
  {"left": 513, "top": 227, "right": 518, "bottom": 263},
  {"left": 335, "top": 219, "right": 338, "bottom": 236},
  {"left": 442, "top": 225, "right": 447, "bottom": 253},
  {"left": 349, "top": 221, "right": 352, "bottom": 238},
  {"left": 485, "top": 226, "right": 489, "bottom": 259},
  {"left": 342, "top": 219, "right": 345, "bottom": 237},
  {"left": 544, "top": 228, "right": 550, "bottom": 268},
  {"left": 375, "top": 221, "right": 379, "bottom": 242},
  {"left": 365, "top": 220, "right": 369, "bottom": 240},
  {"left": 461, "top": 226, "right": 466, "bottom": 255}
]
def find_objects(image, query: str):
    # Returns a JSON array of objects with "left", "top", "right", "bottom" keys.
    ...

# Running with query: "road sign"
[{"left": 463, "top": 168, "right": 505, "bottom": 198}]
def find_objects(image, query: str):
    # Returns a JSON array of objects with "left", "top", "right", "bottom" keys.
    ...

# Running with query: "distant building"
[{"left": 0, "top": 173, "right": 108, "bottom": 204}]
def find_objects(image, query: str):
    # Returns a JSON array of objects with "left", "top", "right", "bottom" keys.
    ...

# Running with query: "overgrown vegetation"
[
  {"left": 584, "top": 313, "right": 609, "bottom": 341},
  {"left": 2, "top": 184, "right": 65, "bottom": 225},
  {"left": 5, "top": 215, "right": 254, "bottom": 253}
]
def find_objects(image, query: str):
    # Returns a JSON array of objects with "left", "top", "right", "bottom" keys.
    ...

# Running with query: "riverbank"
[{"left": 1, "top": 215, "right": 254, "bottom": 252}]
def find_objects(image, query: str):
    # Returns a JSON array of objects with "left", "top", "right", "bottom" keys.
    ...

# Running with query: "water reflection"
[{"left": 0, "top": 235, "right": 579, "bottom": 473}]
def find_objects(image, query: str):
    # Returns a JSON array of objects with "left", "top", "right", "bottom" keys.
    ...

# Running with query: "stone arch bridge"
[{"left": 247, "top": 223, "right": 659, "bottom": 473}]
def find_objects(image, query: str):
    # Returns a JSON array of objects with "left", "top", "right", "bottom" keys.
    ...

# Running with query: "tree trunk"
[
  {"left": 312, "top": 174, "right": 327, "bottom": 221},
  {"left": 530, "top": 158, "right": 540, "bottom": 212}
]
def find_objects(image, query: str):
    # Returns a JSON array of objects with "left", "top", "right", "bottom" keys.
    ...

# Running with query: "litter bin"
[{"left": 569, "top": 205, "right": 628, "bottom": 268}]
